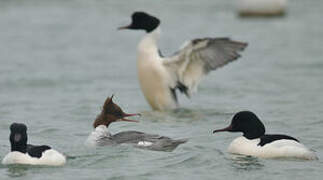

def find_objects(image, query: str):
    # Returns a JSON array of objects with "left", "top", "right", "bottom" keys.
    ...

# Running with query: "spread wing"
[{"left": 163, "top": 38, "right": 247, "bottom": 97}]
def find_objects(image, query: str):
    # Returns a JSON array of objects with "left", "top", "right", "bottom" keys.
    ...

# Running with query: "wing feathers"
[
  {"left": 200, "top": 38, "right": 247, "bottom": 72},
  {"left": 163, "top": 37, "right": 247, "bottom": 96}
]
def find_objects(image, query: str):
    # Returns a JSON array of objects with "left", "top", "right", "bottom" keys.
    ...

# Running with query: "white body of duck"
[
  {"left": 136, "top": 28, "right": 177, "bottom": 110},
  {"left": 2, "top": 149, "right": 66, "bottom": 166},
  {"left": 228, "top": 136, "right": 317, "bottom": 160}
]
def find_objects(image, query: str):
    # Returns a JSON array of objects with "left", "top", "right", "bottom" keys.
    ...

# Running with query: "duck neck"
[
  {"left": 93, "top": 113, "right": 114, "bottom": 129},
  {"left": 105, "top": 121, "right": 112, "bottom": 128},
  {"left": 10, "top": 140, "right": 27, "bottom": 153},
  {"left": 138, "top": 26, "right": 160, "bottom": 57},
  {"left": 243, "top": 129, "right": 265, "bottom": 140}
]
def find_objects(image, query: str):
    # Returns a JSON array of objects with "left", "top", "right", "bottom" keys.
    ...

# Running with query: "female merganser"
[
  {"left": 119, "top": 12, "right": 247, "bottom": 111},
  {"left": 2, "top": 123, "right": 66, "bottom": 166},
  {"left": 213, "top": 111, "right": 318, "bottom": 160},
  {"left": 85, "top": 95, "right": 187, "bottom": 151}
]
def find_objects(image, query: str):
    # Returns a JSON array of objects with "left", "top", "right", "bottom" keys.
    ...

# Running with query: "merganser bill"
[
  {"left": 119, "top": 11, "right": 248, "bottom": 111},
  {"left": 213, "top": 111, "right": 318, "bottom": 160},
  {"left": 85, "top": 95, "right": 187, "bottom": 151},
  {"left": 2, "top": 123, "right": 66, "bottom": 166}
]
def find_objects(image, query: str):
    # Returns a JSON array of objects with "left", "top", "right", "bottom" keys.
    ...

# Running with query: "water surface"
[{"left": 1, "top": 0, "right": 323, "bottom": 179}]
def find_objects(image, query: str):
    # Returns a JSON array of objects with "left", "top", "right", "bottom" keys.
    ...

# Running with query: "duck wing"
[
  {"left": 163, "top": 38, "right": 247, "bottom": 97},
  {"left": 27, "top": 144, "right": 51, "bottom": 158},
  {"left": 258, "top": 134, "right": 299, "bottom": 146},
  {"left": 111, "top": 131, "right": 162, "bottom": 144},
  {"left": 111, "top": 131, "right": 187, "bottom": 151}
]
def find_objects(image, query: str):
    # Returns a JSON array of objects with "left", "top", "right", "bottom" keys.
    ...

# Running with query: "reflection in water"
[
  {"left": 229, "top": 154, "right": 264, "bottom": 171},
  {"left": 6, "top": 165, "right": 29, "bottom": 178}
]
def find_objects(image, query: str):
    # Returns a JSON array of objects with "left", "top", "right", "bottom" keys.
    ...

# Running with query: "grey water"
[{"left": 0, "top": 0, "right": 323, "bottom": 179}]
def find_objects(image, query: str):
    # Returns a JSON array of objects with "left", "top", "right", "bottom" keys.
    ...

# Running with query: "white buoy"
[{"left": 237, "top": 0, "right": 287, "bottom": 17}]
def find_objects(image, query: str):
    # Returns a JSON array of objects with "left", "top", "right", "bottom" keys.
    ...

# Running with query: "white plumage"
[
  {"left": 2, "top": 149, "right": 66, "bottom": 166},
  {"left": 137, "top": 141, "right": 153, "bottom": 147},
  {"left": 228, "top": 136, "right": 318, "bottom": 160},
  {"left": 85, "top": 125, "right": 112, "bottom": 147},
  {"left": 136, "top": 27, "right": 178, "bottom": 110}
]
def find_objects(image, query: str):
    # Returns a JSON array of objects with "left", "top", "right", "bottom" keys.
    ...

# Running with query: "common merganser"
[
  {"left": 2, "top": 123, "right": 66, "bottom": 166},
  {"left": 119, "top": 11, "right": 247, "bottom": 111},
  {"left": 213, "top": 111, "right": 318, "bottom": 160},
  {"left": 85, "top": 95, "right": 187, "bottom": 151}
]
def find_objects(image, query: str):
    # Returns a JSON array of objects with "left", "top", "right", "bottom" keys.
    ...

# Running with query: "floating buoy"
[{"left": 237, "top": 0, "right": 287, "bottom": 17}]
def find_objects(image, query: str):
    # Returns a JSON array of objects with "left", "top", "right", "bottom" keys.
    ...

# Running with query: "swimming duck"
[
  {"left": 119, "top": 11, "right": 247, "bottom": 111},
  {"left": 2, "top": 123, "right": 66, "bottom": 166},
  {"left": 85, "top": 95, "right": 187, "bottom": 151},
  {"left": 213, "top": 111, "right": 318, "bottom": 160}
]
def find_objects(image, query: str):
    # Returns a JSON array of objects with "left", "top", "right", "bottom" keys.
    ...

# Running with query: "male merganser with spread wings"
[
  {"left": 2, "top": 123, "right": 66, "bottom": 166},
  {"left": 119, "top": 11, "right": 248, "bottom": 111},
  {"left": 213, "top": 111, "right": 318, "bottom": 160},
  {"left": 85, "top": 95, "right": 187, "bottom": 151}
]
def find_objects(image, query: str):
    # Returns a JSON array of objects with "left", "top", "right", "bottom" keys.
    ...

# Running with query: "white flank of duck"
[
  {"left": 228, "top": 136, "right": 317, "bottom": 160},
  {"left": 2, "top": 149, "right": 66, "bottom": 166}
]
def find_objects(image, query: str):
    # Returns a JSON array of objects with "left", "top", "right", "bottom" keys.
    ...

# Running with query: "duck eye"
[
  {"left": 116, "top": 109, "right": 122, "bottom": 117},
  {"left": 112, "top": 108, "right": 123, "bottom": 117}
]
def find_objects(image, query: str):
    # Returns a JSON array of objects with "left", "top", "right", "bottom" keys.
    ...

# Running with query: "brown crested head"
[{"left": 93, "top": 95, "right": 140, "bottom": 128}]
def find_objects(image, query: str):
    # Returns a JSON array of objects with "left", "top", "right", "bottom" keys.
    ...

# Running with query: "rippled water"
[{"left": 1, "top": 0, "right": 323, "bottom": 179}]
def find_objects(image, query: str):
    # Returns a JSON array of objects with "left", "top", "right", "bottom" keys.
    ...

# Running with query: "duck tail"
[{"left": 172, "top": 138, "right": 188, "bottom": 147}]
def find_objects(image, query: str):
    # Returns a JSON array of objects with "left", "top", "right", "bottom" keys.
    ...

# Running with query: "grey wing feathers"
[
  {"left": 111, "top": 131, "right": 162, "bottom": 144},
  {"left": 194, "top": 38, "right": 247, "bottom": 72},
  {"left": 110, "top": 131, "right": 187, "bottom": 151},
  {"left": 163, "top": 37, "right": 247, "bottom": 96}
]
